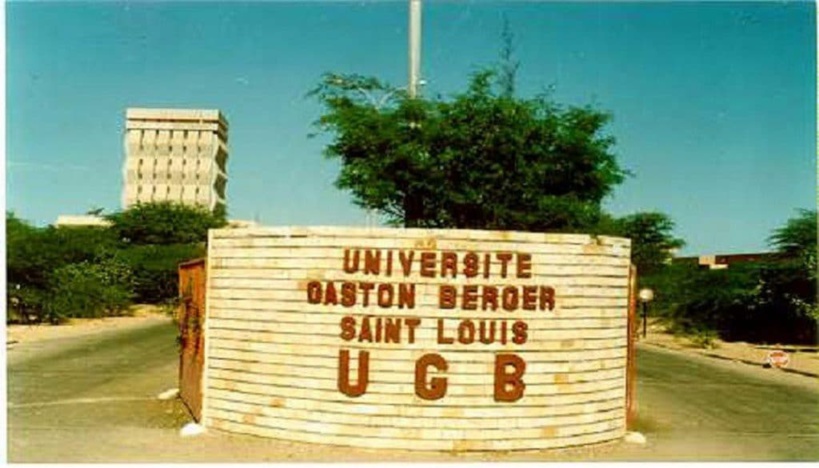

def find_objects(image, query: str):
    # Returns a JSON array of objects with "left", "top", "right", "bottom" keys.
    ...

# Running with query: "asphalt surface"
[
  {"left": 6, "top": 320, "right": 819, "bottom": 462},
  {"left": 7, "top": 320, "right": 190, "bottom": 462}
]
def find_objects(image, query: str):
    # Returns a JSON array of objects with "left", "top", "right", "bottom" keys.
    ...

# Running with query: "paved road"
[
  {"left": 7, "top": 319, "right": 189, "bottom": 462},
  {"left": 621, "top": 344, "right": 819, "bottom": 461},
  {"left": 7, "top": 320, "right": 819, "bottom": 462}
]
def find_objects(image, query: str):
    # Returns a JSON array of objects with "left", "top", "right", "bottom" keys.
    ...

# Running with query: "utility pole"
[{"left": 408, "top": 0, "right": 422, "bottom": 98}]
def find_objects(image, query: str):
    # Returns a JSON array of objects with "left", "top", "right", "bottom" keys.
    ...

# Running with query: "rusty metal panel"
[{"left": 178, "top": 258, "right": 207, "bottom": 422}]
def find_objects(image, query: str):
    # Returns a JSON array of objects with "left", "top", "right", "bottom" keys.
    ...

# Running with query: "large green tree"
[
  {"left": 105, "top": 201, "right": 226, "bottom": 245},
  {"left": 310, "top": 69, "right": 628, "bottom": 231}
]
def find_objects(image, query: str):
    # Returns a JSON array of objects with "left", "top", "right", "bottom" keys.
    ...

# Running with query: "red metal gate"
[{"left": 178, "top": 258, "right": 207, "bottom": 422}]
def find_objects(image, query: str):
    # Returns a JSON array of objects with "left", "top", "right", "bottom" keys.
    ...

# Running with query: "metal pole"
[
  {"left": 642, "top": 302, "right": 648, "bottom": 338},
  {"left": 408, "top": 0, "right": 422, "bottom": 98}
]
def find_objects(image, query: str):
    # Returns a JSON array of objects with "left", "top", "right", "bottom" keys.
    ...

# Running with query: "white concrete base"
[
  {"left": 180, "top": 422, "right": 206, "bottom": 437},
  {"left": 157, "top": 388, "right": 180, "bottom": 400},
  {"left": 624, "top": 431, "right": 647, "bottom": 444}
]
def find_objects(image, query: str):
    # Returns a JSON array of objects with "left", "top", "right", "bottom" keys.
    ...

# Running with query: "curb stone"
[{"left": 640, "top": 342, "right": 819, "bottom": 379}]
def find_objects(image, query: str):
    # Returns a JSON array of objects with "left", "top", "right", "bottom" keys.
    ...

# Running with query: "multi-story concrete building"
[{"left": 122, "top": 108, "right": 228, "bottom": 212}]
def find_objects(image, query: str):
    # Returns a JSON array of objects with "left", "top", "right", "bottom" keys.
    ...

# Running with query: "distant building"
[
  {"left": 227, "top": 219, "right": 260, "bottom": 229},
  {"left": 674, "top": 252, "right": 786, "bottom": 270},
  {"left": 55, "top": 215, "right": 112, "bottom": 228},
  {"left": 122, "top": 108, "right": 228, "bottom": 212}
]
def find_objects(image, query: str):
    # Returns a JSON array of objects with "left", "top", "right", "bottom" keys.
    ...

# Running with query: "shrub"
[
  {"left": 7, "top": 286, "right": 48, "bottom": 324},
  {"left": 688, "top": 328, "right": 719, "bottom": 349},
  {"left": 115, "top": 244, "right": 204, "bottom": 304},
  {"left": 46, "top": 260, "right": 134, "bottom": 323}
]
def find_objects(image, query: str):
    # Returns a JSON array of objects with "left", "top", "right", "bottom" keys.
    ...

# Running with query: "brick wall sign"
[{"left": 203, "top": 227, "right": 631, "bottom": 451}]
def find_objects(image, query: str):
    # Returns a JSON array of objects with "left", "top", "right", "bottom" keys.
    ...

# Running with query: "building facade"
[
  {"left": 55, "top": 215, "right": 112, "bottom": 228},
  {"left": 122, "top": 108, "right": 228, "bottom": 211}
]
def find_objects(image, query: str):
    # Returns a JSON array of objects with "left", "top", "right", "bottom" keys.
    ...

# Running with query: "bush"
[
  {"left": 46, "top": 260, "right": 134, "bottom": 323},
  {"left": 115, "top": 244, "right": 204, "bottom": 304},
  {"left": 643, "top": 259, "right": 817, "bottom": 345},
  {"left": 7, "top": 286, "right": 48, "bottom": 324},
  {"left": 688, "top": 328, "right": 719, "bottom": 349}
]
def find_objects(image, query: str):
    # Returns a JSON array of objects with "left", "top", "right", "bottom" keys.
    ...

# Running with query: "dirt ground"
[
  {"left": 6, "top": 305, "right": 170, "bottom": 346},
  {"left": 639, "top": 318, "right": 819, "bottom": 377}
]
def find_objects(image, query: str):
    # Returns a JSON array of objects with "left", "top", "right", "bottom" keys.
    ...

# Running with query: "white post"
[{"left": 408, "top": 0, "right": 422, "bottom": 98}]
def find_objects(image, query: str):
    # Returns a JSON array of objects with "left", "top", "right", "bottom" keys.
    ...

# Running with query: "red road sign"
[{"left": 764, "top": 350, "right": 790, "bottom": 369}]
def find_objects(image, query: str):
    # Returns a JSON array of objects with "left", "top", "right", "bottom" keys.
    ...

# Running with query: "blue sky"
[{"left": 6, "top": 1, "right": 816, "bottom": 255}]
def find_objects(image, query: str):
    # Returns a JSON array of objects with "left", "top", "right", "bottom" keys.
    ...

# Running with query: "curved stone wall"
[{"left": 203, "top": 227, "right": 631, "bottom": 451}]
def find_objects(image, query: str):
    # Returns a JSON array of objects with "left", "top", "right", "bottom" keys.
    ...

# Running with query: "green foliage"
[
  {"left": 666, "top": 264, "right": 760, "bottom": 337},
  {"left": 643, "top": 209, "right": 818, "bottom": 345},
  {"left": 6, "top": 204, "right": 216, "bottom": 323},
  {"left": 310, "top": 69, "right": 628, "bottom": 231},
  {"left": 46, "top": 259, "right": 134, "bottom": 323},
  {"left": 688, "top": 329, "right": 719, "bottom": 349},
  {"left": 115, "top": 244, "right": 204, "bottom": 304},
  {"left": 7, "top": 286, "right": 48, "bottom": 324},
  {"left": 769, "top": 208, "right": 817, "bottom": 278},
  {"left": 7, "top": 214, "right": 119, "bottom": 291},
  {"left": 106, "top": 201, "right": 226, "bottom": 245},
  {"left": 602, "top": 212, "right": 685, "bottom": 276}
]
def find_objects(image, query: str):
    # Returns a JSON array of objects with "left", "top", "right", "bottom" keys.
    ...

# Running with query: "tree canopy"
[
  {"left": 7, "top": 202, "right": 223, "bottom": 323},
  {"left": 604, "top": 212, "right": 686, "bottom": 275},
  {"left": 310, "top": 70, "right": 629, "bottom": 231},
  {"left": 105, "top": 201, "right": 226, "bottom": 245},
  {"left": 768, "top": 208, "right": 817, "bottom": 275}
]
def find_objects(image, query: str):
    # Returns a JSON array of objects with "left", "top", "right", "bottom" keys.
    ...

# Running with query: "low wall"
[{"left": 203, "top": 227, "right": 632, "bottom": 451}]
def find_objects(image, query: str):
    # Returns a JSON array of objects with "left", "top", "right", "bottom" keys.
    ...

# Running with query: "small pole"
[
  {"left": 408, "top": 0, "right": 422, "bottom": 98},
  {"left": 642, "top": 302, "right": 648, "bottom": 338}
]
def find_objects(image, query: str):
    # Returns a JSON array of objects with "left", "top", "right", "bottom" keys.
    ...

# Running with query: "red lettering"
[
  {"left": 439, "top": 285, "right": 457, "bottom": 309},
  {"left": 521, "top": 286, "right": 537, "bottom": 310},
  {"left": 339, "top": 316, "right": 356, "bottom": 341},
  {"left": 437, "top": 318, "right": 454, "bottom": 344},
  {"left": 306, "top": 281, "right": 322, "bottom": 304},
  {"left": 516, "top": 253, "right": 532, "bottom": 278},
  {"left": 496, "top": 252, "right": 513, "bottom": 278},
  {"left": 463, "top": 252, "right": 479, "bottom": 278},
  {"left": 441, "top": 251, "right": 458, "bottom": 278},
  {"left": 462, "top": 285, "right": 478, "bottom": 310},
  {"left": 540, "top": 286, "right": 555, "bottom": 311},
  {"left": 420, "top": 252, "right": 436, "bottom": 277},
  {"left": 405, "top": 318, "right": 421, "bottom": 344},
  {"left": 415, "top": 353, "right": 448, "bottom": 400},
  {"left": 398, "top": 283, "right": 415, "bottom": 309},
  {"left": 494, "top": 354, "right": 526, "bottom": 402},
  {"left": 364, "top": 250, "right": 380, "bottom": 275},
  {"left": 398, "top": 251, "right": 415, "bottom": 276},
  {"left": 343, "top": 249, "right": 359, "bottom": 274},
  {"left": 338, "top": 349, "right": 369, "bottom": 397}
]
